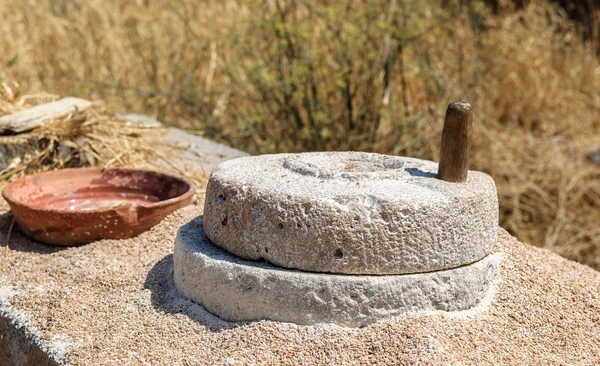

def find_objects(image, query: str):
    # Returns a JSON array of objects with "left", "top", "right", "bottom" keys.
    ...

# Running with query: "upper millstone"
[{"left": 203, "top": 152, "right": 499, "bottom": 275}]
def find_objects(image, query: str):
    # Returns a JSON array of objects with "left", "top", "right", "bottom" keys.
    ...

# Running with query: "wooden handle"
[{"left": 438, "top": 102, "right": 473, "bottom": 183}]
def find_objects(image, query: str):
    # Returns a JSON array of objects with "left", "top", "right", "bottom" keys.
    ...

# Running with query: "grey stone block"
[
  {"left": 116, "top": 114, "right": 248, "bottom": 172},
  {"left": 174, "top": 217, "right": 500, "bottom": 327},
  {"left": 203, "top": 152, "right": 498, "bottom": 275}
]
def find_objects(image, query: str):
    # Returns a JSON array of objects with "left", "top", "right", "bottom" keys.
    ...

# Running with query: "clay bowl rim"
[{"left": 1, "top": 167, "right": 197, "bottom": 215}]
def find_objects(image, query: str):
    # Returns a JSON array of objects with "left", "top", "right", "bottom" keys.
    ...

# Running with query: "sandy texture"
[{"left": 1, "top": 199, "right": 600, "bottom": 365}]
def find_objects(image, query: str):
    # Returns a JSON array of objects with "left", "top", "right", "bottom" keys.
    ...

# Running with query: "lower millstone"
[{"left": 174, "top": 217, "right": 500, "bottom": 327}]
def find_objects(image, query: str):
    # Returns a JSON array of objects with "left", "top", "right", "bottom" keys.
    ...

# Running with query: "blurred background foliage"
[{"left": 0, "top": 0, "right": 599, "bottom": 268}]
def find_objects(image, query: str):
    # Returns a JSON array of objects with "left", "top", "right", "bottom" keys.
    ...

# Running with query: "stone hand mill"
[{"left": 173, "top": 103, "right": 500, "bottom": 327}]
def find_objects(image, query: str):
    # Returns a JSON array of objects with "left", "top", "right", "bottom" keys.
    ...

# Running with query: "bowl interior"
[{"left": 4, "top": 168, "right": 193, "bottom": 212}]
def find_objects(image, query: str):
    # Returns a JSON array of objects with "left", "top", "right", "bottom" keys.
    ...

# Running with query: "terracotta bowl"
[{"left": 2, "top": 167, "right": 196, "bottom": 246}]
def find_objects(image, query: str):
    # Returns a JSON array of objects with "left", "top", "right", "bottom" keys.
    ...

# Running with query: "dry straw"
[{"left": 0, "top": 82, "right": 207, "bottom": 193}]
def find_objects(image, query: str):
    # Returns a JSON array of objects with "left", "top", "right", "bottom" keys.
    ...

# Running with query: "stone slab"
[
  {"left": 203, "top": 152, "right": 499, "bottom": 274},
  {"left": 116, "top": 114, "right": 248, "bottom": 172},
  {"left": 1, "top": 203, "right": 600, "bottom": 364},
  {"left": 174, "top": 216, "right": 500, "bottom": 327}
]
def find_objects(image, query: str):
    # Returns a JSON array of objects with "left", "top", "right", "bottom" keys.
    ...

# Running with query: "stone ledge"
[
  {"left": 116, "top": 113, "right": 248, "bottom": 173},
  {"left": 0, "top": 208, "right": 599, "bottom": 364},
  {"left": 0, "top": 290, "right": 63, "bottom": 366}
]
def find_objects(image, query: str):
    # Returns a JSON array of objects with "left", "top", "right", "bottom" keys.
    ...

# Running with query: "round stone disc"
[
  {"left": 174, "top": 217, "right": 500, "bottom": 327},
  {"left": 203, "top": 152, "right": 498, "bottom": 275}
]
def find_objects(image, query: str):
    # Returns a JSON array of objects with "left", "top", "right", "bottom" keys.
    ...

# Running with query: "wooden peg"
[{"left": 438, "top": 102, "right": 473, "bottom": 183}]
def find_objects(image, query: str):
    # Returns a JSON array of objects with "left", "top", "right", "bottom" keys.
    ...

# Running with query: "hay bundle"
[{"left": 0, "top": 82, "right": 206, "bottom": 190}]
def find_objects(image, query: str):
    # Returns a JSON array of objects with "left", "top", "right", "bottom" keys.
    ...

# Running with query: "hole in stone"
[
  {"left": 265, "top": 247, "right": 269, "bottom": 253},
  {"left": 333, "top": 249, "right": 344, "bottom": 260},
  {"left": 216, "top": 194, "right": 226, "bottom": 203},
  {"left": 297, "top": 223, "right": 301, "bottom": 228},
  {"left": 221, "top": 215, "right": 228, "bottom": 226},
  {"left": 277, "top": 223, "right": 284, "bottom": 231},
  {"left": 303, "top": 205, "right": 311, "bottom": 215}
]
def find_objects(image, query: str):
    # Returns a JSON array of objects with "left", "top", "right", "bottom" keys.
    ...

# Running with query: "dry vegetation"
[
  {"left": 0, "top": 84, "right": 206, "bottom": 191},
  {"left": 0, "top": 0, "right": 598, "bottom": 268}
]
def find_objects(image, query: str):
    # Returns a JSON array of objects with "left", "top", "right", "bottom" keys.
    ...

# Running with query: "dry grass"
[
  {"left": 0, "top": 0, "right": 598, "bottom": 268},
  {"left": 0, "top": 82, "right": 207, "bottom": 191},
  {"left": 469, "top": 6, "right": 600, "bottom": 267}
]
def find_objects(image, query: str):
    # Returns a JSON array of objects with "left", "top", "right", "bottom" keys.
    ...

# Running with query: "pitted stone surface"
[
  {"left": 174, "top": 217, "right": 500, "bottom": 327},
  {"left": 203, "top": 152, "right": 499, "bottom": 275}
]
